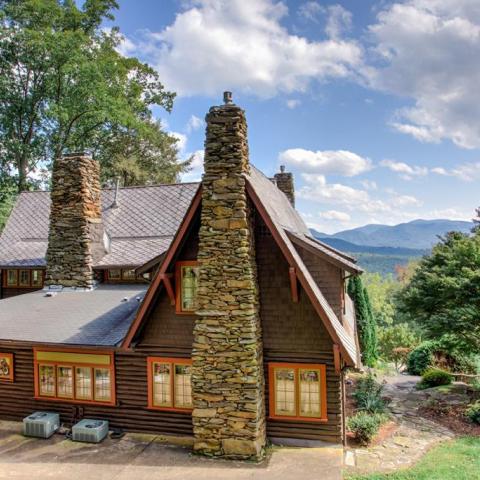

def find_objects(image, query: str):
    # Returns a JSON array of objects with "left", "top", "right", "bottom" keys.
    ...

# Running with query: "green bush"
[
  {"left": 407, "top": 341, "right": 436, "bottom": 375},
  {"left": 347, "top": 412, "right": 387, "bottom": 445},
  {"left": 418, "top": 368, "right": 453, "bottom": 389},
  {"left": 466, "top": 401, "right": 480, "bottom": 425},
  {"left": 353, "top": 373, "right": 386, "bottom": 414}
]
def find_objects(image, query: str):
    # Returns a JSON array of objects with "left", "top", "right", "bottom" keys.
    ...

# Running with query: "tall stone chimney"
[
  {"left": 274, "top": 165, "right": 295, "bottom": 207},
  {"left": 45, "top": 152, "right": 106, "bottom": 289},
  {"left": 192, "top": 94, "right": 266, "bottom": 459}
]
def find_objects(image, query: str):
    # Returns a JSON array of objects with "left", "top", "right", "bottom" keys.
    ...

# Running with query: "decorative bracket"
[
  {"left": 159, "top": 273, "right": 175, "bottom": 306},
  {"left": 289, "top": 266, "right": 299, "bottom": 303},
  {"left": 333, "top": 344, "right": 341, "bottom": 374}
]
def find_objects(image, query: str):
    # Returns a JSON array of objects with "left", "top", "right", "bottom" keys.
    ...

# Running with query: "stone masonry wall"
[
  {"left": 274, "top": 167, "right": 295, "bottom": 207},
  {"left": 45, "top": 153, "right": 104, "bottom": 289},
  {"left": 192, "top": 101, "right": 266, "bottom": 459}
]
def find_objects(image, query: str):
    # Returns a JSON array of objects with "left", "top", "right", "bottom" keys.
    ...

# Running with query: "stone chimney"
[
  {"left": 45, "top": 152, "right": 106, "bottom": 289},
  {"left": 192, "top": 93, "right": 266, "bottom": 459},
  {"left": 274, "top": 165, "right": 295, "bottom": 207}
]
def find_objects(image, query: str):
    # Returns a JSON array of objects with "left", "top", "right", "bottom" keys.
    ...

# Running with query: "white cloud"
[
  {"left": 298, "top": 1, "right": 323, "bottom": 23},
  {"left": 360, "top": 179, "right": 377, "bottom": 190},
  {"left": 431, "top": 161, "right": 480, "bottom": 181},
  {"left": 279, "top": 149, "right": 372, "bottom": 176},
  {"left": 367, "top": 0, "right": 480, "bottom": 148},
  {"left": 123, "top": 0, "right": 363, "bottom": 97},
  {"left": 170, "top": 131, "right": 188, "bottom": 154},
  {"left": 318, "top": 210, "right": 351, "bottom": 222},
  {"left": 325, "top": 5, "right": 352, "bottom": 39},
  {"left": 181, "top": 149, "right": 204, "bottom": 182},
  {"left": 286, "top": 99, "right": 301, "bottom": 109},
  {"left": 380, "top": 159, "right": 428, "bottom": 180},
  {"left": 186, "top": 114, "right": 204, "bottom": 133},
  {"left": 298, "top": 173, "right": 422, "bottom": 216}
]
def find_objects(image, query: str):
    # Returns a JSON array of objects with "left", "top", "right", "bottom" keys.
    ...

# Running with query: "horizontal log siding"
[
  {"left": 256, "top": 221, "right": 343, "bottom": 443},
  {"left": 0, "top": 343, "right": 193, "bottom": 436},
  {"left": 0, "top": 287, "right": 42, "bottom": 299}
]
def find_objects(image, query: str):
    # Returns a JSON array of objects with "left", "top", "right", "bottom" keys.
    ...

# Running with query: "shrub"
[
  {"left": 466, "top": 401, "right": 480, "bottom": 425},
  {"left": 353, "top": 373, "right": 386, "bottom": 414},
  {"left": 347, "top": 412, "right": 387, "bottom": 445},
  {"left": 418, "top": 368, "right": 453, "bottom": 389},
  {"left": 407, "top": 341, "right": 436, "bottom": 375}
]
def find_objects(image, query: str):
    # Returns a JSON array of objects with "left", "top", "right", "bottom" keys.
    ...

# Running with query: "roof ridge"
[{"left": 19, "top": 182, "right": 200, "bottom": 194}]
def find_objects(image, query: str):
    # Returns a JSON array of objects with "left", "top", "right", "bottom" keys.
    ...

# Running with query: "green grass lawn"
[{"left": 348, "top": 437, "right": 480, "bottom": 480}]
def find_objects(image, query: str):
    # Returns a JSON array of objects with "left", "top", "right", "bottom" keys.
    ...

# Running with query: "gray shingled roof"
[
  {"left": 0, "top": 285, "right": 147, "bottom": 346},
  {"left": 247, "top": 166, "right": 360, "bottom": 366},
  {"left": 0, "top": 183, "right": 199, "bottom": 268}
]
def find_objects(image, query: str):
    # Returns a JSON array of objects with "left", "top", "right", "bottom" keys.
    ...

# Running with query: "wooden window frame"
[
  {"left": 33, "top": 348, "right": 116, "bottom": 406},
  {"left": 2, "top": 269, "right": 44, "bottom": 289},
  {"left": 106, "top": 269, "right": 122, "bottom": 281},
  {"left": 0, "top": 353, "right": 14, "bottom": 382},
  {"left": 268, "top": 362, "right": 328, "bottom": 423},
  {"left": 175, "top": 261, "right": 199, "bottom": 315},
  {"left": 147, "top": 357, "right": 193, "bottom": 412}
]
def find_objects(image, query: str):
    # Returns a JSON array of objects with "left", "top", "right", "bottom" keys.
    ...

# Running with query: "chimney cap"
[
  {"left": 223, "top": 91, "right": 233, "bottom": 105},
  {"left": 280, "top": 165, "right": 286, "bottom": 173}
]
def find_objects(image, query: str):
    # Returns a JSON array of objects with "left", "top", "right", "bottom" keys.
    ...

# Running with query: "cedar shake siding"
[
  {"left": 297, "top": 247, "right": 344, "bottom": 323},
  {"left": 255, "top": 217, "right": 343, "bottom": 443}
]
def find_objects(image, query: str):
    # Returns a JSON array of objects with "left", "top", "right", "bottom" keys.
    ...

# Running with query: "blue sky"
[{"left": 104, "top": 0, "right": 480, "bottom": 233}]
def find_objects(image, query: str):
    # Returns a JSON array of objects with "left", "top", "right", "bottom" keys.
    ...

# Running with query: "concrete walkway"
[
  {"left": 0, "top": 421, "right": 342, "bottom": 480},
  {"left": 344, "top": 374, "right": 455, "bottom": 475}
]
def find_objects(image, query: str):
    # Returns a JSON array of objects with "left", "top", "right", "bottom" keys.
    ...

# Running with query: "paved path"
[
  {"left": 344, "top": 374, "right": 455, "bottom": 475},
  {"left": 0, "top": 421, "right": 342, "bottom": 480}
]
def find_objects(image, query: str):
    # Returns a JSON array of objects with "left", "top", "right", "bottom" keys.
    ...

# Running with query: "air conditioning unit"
[
  {"left": 72, "top": 419, "right": 109, "bottom": 443},
  {"left": 23, "top": 412, "right": 60, "bottom": 439}
]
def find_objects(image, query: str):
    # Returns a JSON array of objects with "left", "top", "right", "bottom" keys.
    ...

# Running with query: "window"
[
  {"left": 175, "top": 261, "right": 199, "bottom": 314},
  {"left": 4, "top": 269, "right": 44, "bottom": 288},
  {"left": 19, "top": 270, "right": 30, "bottom": 286},
  {"left": 122, "top": 269, "right": 136, "bottom": 281},
  {"left": 31, "top": 270, "right": 43, "bottom": 287},
  {"left": 108, "top": 269, "right": 121, "bottom": 281},
  {"left": 268, "top": 363, "right": 327, "bottom": 422},
  {"left": 0, "top": 353, "right": 14, "bottom": 382},
  {"left": 6, "top": 270, "right": 17, "bottom": 286},
  {"left": 147, "top": 357, "right": 193, "bottom": 411},
  {"left": 34, "top": 350, "right": 115, "bottom": 405}
]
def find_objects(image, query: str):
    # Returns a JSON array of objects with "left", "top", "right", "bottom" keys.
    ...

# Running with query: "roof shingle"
[{"left": 0, "top": 183, "right": 199, "bottom": 268}]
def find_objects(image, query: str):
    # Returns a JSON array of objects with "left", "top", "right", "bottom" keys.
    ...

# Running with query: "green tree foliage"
[
  {"left": 398, "top": 231, "right": 480, "bottom": 351},
  {"left": 0, "top": 0, "right": 185, "bottom": 192},
  {"left": 377, "top": 323, "right": 419, "bottom": 370},
  {"left": 362, "top": 272, "right": 399, "bottom": 326},
  {"left": 0, "top": 174, "right": 17, "bottom": 233},
  {"left": 348, "top": 276, "right": 378, "bottom": 367}
]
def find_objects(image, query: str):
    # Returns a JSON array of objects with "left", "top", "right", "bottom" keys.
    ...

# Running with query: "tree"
[
  {"left": 348, "top": 276, "right": 379, "bottom": 367},
  {"left": 398, "top": 231, "right": 480, "bottom": 351},
  {"left": 0, "top": 0, "right": 184, "bottom": 192},
  {"left": 0, "top": 173, "right": 16, "bottom": 233},
  {"left": 362, "top": 272, "right": 399, "bottom": 327},
  {"left": 377, "top": 323, "right": 419, "bottom": 370}
]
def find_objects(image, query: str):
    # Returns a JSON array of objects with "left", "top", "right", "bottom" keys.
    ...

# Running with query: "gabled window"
[
  {"left": 34, "top": 350, "right": 115, "bottom": 406},
  {"left": 175, "top": 261, "right": 199, "bottom": 314},
  {"left": 147, "top": 357, "right": 193, "bottom": 411},
  {"left": 268, "top": 363, "right": 327, "bottom": 422}
]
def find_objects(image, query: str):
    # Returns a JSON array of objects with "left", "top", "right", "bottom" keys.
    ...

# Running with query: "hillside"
[
  {"left": 312, "top": 219, "right": 473, "bottom": 250},
  {"left": 311, "top": 219, "right": 474, "bottom": 275}
]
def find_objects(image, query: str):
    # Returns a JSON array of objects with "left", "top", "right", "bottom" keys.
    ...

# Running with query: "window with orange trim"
[
  {"left": 33, "top": 350, "right": 115, "bottom": 406},
  {"left": 175, "top": 261, "right": 199, "bottom": 314},
  {"left": 268, "top": 363, "right": 327, "bottom": 422},
  {"left": 147, "top": 357, "right": 193, "bottom": 411}
]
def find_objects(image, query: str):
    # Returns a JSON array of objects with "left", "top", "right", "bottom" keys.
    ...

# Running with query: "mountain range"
[{"left": 311, "top": 219, "right": 474, "bottom": 275}]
